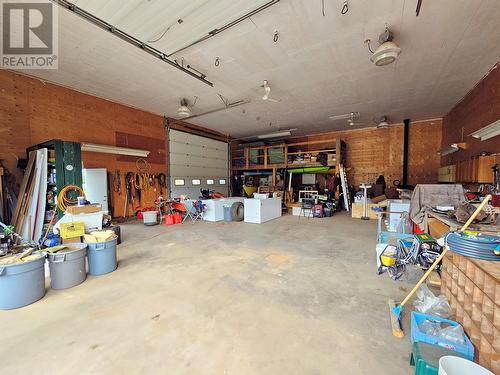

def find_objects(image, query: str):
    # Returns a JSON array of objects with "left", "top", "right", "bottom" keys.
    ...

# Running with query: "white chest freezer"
[{"left": 244, "top": 197, "right": 282, "bottom": 224}]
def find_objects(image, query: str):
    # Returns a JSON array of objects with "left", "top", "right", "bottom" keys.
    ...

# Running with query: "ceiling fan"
[
  {"left": 329, "top": 111, "right": 362, "bottom": 126},
  {"left": 260, "top": 80, "right": 281, "bottom": 103}
]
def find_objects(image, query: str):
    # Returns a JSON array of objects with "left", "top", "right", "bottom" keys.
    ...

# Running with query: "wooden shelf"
[{"left": 232, "top": 138, "right": 343, "bottom": 172}]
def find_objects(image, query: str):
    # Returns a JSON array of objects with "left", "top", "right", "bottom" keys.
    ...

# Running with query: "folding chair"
[
  {"left": 299, "top": 198, "right": 314, "bottom": 219},
  {"left": 182, "top": 199, "right": 204, "bottom": 224}
]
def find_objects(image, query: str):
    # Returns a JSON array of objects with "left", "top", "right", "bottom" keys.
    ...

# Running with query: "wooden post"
[
  {"left": 245, "top": 147, "right": 249, "bottom": 170},
  {"left": 272, "top": 167, "right": 277, "bottom": 187}
]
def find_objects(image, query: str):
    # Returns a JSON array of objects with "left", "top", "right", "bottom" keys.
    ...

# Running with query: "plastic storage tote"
[
  {"left": 410, "top": 311, "right": 474, "bottom": 361},
  {"left": 0, "top": 255, "right": 46, "bottom": 309},
  {"left": 223, "top": 206, "right": 232, "bottom": 222},
  {"left": 409, "top": 342, "right": 467, "bottom": 375},
  {"left": 87, "top": 237, "right": 118, "bottom": 276},
  {"left": 48, "top": 243, "right": 87, "bottom": 289}
]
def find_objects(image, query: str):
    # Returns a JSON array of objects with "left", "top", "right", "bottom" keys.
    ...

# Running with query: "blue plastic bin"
[
  {"left": 87, "top": 237, "right": 117, "bottom": 276},
  {"left": 410, "top": 311, "right": 474, "bottom": 361}
]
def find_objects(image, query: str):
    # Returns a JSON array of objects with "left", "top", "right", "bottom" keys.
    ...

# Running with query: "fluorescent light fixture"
[
  {"left": 81, "top": 143, "right": 150, "bottom": 157},
  {"left": 256, "top": 129, "right": 296, "bottom": 139},
  {"left": 437, "top": 142, "right": 466, "bottom": 156},
  {"left": 470, "top": 119, "right": 500, "bottom": 141}
]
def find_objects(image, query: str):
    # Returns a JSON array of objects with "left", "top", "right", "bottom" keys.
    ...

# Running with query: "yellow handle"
[{"left": 399, "top": 195, "right": 491, "bottom": 308}]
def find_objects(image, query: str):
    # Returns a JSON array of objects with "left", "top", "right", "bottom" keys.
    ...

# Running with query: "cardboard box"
[
  {"left": 62, "top": 236, "right": 82, "bottom": 244},
  {"left": 351, "top": 202, "right": 381, "bottom": 219},
  {"left": 427, "top": 218, "right": 450, "bottom": 238},
  {"left": 66, "top": 204, "right": 101, "bottom": 215}
]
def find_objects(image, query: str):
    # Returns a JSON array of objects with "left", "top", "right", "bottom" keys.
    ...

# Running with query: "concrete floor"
[{"left": 1, "top": 213, "right": 417, "bottom": 374}]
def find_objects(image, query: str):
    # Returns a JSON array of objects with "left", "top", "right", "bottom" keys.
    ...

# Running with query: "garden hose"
[
  {"left": 57, "top": 185, "right": 86, "bottom": 211},
  {"left": 445, "top": 231, "right": 500, "bottom": 261}
]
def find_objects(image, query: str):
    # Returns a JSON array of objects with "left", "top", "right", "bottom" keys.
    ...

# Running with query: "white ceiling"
[{"left": 22, "top": 0, "right": 500, "bottom": 137}]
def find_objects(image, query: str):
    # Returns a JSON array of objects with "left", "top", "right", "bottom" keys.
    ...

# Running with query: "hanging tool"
[
  {"left": 388, "top": 195, "right": 492, "bottom": 338},
  {"left": 113, "top": 169, "right": 121, "bottom": 194},
  {"left": 156, "top": 173, "right": 167, "bottom": 195}
]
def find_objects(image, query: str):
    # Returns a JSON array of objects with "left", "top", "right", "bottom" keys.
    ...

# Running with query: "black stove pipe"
[{"left": 402, "top": 118, "right": 410, "bottom": 187}]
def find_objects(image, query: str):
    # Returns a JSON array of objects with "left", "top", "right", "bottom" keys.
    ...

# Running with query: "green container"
[{"left": 410, "top": 342, "right": 466, "bottom": 375}]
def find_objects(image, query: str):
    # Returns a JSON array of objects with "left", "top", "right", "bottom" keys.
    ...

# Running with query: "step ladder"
[{"left": 339, "top": 164, "right": 351, "bottom": 212}]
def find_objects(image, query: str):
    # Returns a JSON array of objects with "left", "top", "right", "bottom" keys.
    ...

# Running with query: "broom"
[{"left": 388, "top": 195, "right": 492, "bottom": 338}]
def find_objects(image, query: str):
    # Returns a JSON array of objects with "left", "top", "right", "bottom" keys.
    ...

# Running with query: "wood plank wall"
[
  {"left": 441, "top": 64, "right": 500, "bottom": 166},
  {"left": 0, "top": 70, "right": 166, "bottom": 217},
  {"left": 286, "top": 119, "right": 443, "bottom": 187}
]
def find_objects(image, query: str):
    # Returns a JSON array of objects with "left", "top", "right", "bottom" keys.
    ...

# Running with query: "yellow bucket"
[{"left": 380, "top": 247, "right": 397, "bottom": 267}]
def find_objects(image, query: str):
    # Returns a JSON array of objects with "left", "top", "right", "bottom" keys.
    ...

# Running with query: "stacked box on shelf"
[
  {"left": 267, "top": 146, "right": 285, "bottom": 164},
  {"left": 441, "top": 253, "right": 500, "bottom": 373}
]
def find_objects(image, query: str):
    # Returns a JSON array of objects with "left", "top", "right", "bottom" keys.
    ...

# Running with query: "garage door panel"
[
  {"left": 170, "top": 145, "right": 227, "bottom": 160},
  {"left": 170, "top": 165, "right": 227, "bottom": 176},
  {"left": 169, "top": 130, "right": 229, "bottom": 197},
  {"left": 170, "top": 156, "right": 227, "bottom": 170},
  {"left": 169, "top": 153, "right": 227, "bottom": 166}
]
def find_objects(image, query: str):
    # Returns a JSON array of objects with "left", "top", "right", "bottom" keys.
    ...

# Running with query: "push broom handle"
[{"left": 399, "top": 195, "right": 492, "bottom": 309}]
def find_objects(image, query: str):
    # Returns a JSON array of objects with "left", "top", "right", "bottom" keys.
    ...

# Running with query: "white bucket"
[
  {"left": 142, "top": 211, "right": 158, "bottom": 226},
  {"left": 439, "top": 356, "right": 493, "bottom": 375}
]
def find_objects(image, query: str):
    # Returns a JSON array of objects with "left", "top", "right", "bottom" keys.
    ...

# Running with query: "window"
[
  {"left": 219, "top": 179, "right": 226, "bottom": 185},
  {"left": 207, "top": 179, "right": 214, "bottom": 185},
  {"left": 192, "top": 179, "right": 201, "bottom": 186},
  {"left": 174, "top": 179, "right": 185, "bottom": 186}
]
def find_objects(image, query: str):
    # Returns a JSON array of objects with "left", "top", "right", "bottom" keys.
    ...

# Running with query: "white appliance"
[
  {"left": 388, "top": 199, "right": 411, "bottom": 232},
  {"left": 82, "top": 168, "right": 109, "bottom": 213},
  {"left": 201, "top": 197, "right": 244, "bottom": 222},
  {"left": 244, "top": 197, "right": 282, "bottom": 224}
]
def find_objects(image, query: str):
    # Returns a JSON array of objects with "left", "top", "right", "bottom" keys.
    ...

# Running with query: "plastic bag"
[
  {"left": 438, "top": 324, "right": 466, "bottom": 345},
  {"left": 413, "top": 284, "right": 451, "bottom": 318},
  {"left": 418, "top": 319, "right": 466, "bottom": 345}
]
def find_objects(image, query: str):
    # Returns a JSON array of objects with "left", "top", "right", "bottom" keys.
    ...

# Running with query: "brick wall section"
[
  {"left": 441, "top": 64, "right": 500, "bottom": 166},
  {"left": 0, "top": 70, "right": 166, "bottom": 217}
]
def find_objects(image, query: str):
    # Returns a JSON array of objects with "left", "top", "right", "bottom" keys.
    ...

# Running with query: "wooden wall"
[
  {"left": 441, "top": 64, "right": 500, "bottom": 166},
  {"left": 288, "top": 119, "right": 443, "bottom": 187},
  {"left": 0, "top": 70, "right": 166, "bottom": 217}
]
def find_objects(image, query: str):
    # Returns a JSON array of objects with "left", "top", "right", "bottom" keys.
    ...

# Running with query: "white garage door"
[{"left": 169, "top": 129, "right": 229, "bottom": 198}]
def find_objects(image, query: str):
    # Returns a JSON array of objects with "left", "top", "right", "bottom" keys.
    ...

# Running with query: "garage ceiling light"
[
  {"left": 81, "top": 143, "right": 150, "bottom": 157},
  {"left": 256, "top": 129, "right": 295, "bottom": 139},
  {"left": 470, "top": 119, "right": 500, "bottom": 141}
]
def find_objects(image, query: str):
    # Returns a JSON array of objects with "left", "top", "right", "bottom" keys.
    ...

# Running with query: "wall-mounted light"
[
  {"left": 437, "top": 143, "right": 467, "bottom": 156},
  {"left": 470, "top": 119, "right": 500, "bottom": 141},
  {"left": 81, "top": 143, "right": 150, "bottom": 157}
]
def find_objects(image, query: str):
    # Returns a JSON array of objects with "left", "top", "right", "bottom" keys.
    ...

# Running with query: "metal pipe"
[
  {"left": 167, "top": 0, "right": 281, "bottom": 56},
  {"left": 180, "top": 100, "right": 250, "bottom": 120},
  {"left": 402, "top": 118, "right": 410, "bottom": 187},
  {"left": 52, "top": 0, "right": 213, "bottom": 87}
]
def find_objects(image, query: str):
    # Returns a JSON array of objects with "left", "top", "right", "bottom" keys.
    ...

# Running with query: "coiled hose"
[
  {"left": 57, "top": 185, "right": 86, "bottom": 212},
  {"left": 445, "top": 231, "right": 500, "bottom": 261}
]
